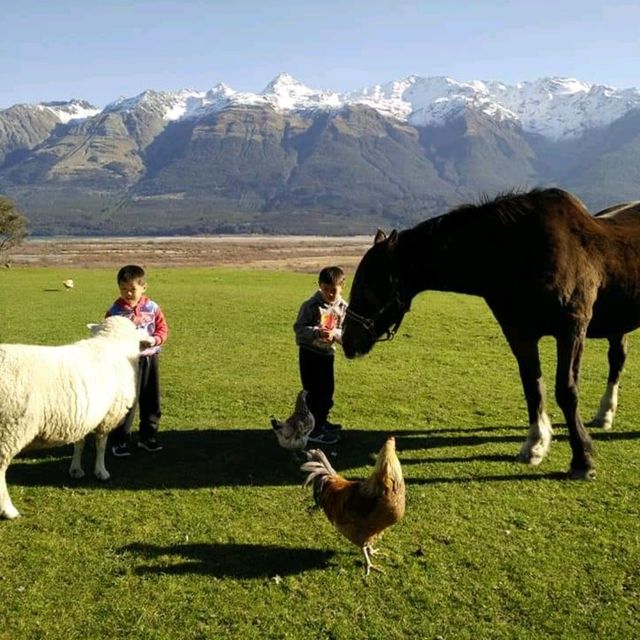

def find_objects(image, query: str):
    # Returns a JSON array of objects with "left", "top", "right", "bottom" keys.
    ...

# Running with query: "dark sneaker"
[
  {"left": 323, "top": 421, "right": 343, "bottom": 432},
  {"left": 307, "top": 429, "right": 339, "bottom": 445},
  {"left": 111, "top": 443, "right": 131, "bottom": 457},
  {"left": 137, "top": 438, "right": 163, "bottom": 452}
]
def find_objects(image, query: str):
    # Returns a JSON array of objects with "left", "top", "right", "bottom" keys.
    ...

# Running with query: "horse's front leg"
[
  {"left": 506, "top": 334, "right": 553, "bottom": 466},
  {"left": 556, "top": 332, "right": 596, "bottom": 480},
  {"left": 589, "top": 334, "right": 627, "bottom": 430}
]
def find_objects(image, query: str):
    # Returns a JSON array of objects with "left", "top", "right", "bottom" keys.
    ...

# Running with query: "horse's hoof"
[
  {"left": 519, "top": 455, "right": 544, "bottom": 466},
  {"left": 587, "top": 418, "right": 612, "bottom": 431},
  {"left": 69, "top": 467, "right": 85, "bottom": 479},
  {"left": 567, "top": 467, "right": 597, "bottom": 481},
  {"left": 518, "top": 445, "right": 545, "bottom": 466}
]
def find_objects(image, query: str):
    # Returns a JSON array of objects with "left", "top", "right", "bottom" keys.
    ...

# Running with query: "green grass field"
[{"left": 1, "top": 267, "right": 639, "bottom": 639}]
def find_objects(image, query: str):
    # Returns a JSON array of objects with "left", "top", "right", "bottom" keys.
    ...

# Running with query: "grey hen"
[{"left": 270, "top": 390, "right": 315, "bottom": 452}]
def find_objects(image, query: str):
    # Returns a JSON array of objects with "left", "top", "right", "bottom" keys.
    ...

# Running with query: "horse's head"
[{"left": 343, "top": 229, "right": 410, "bottom": 358}]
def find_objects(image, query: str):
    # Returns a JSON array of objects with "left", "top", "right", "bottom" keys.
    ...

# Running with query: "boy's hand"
[{"left": 318, "top": 328, "right": 332, "bottom": 341}]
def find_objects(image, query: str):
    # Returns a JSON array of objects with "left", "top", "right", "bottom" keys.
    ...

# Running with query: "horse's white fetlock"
[{"left": 520, "top": 414, "right": 552, "bottom": 465}]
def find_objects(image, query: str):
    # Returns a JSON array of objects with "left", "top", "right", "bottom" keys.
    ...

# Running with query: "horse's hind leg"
[
  {"left": 505, "top": 333, "right": 553, "bottom": 465},
  {"left": 589, "top": 334, "right": 627, "bottom": 430},
  {"left": 555, "top": 332, "right": 596, "bottom": 479}
]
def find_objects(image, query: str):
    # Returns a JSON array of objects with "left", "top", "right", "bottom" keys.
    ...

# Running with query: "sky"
[{"left": 2, "top": 0, "right": 640, "bottom": 109}]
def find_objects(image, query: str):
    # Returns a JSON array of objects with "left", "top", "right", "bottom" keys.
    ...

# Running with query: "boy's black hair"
[
  {"left": 117, "top": 264, "right": 146, "bottom": 284},
  {"left": 318, "top": 266, "right": 345, "bottom": 286}
]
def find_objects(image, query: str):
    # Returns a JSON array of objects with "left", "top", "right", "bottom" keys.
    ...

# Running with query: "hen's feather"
[{"left": 271, "top": 389, "right": 315, "bottom": 451}]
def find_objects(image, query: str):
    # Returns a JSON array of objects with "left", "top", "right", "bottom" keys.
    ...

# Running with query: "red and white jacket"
[{"left": 106, "top": 296, "right": 169, "bottom": 357}]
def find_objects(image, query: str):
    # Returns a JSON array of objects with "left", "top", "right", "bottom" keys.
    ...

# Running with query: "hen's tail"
[
  {"left": 300, "top": 448, "right": 337, "bottom": 506},
  {"left": 294, "top": 389, "right": 309, "bottom": 414}
]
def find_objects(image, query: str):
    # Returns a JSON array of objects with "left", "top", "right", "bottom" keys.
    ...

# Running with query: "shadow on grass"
[
  {"left": 120, "top": 542, "right": 335, "bottom": 578},
  {"left": 408, "top": 471, "right": 569, "bottom": 484},
  {"left": 10, "top": 426, "right": 640, "bottom": 490},
  {"left": 402, "top": 453, "right": 516, "bottom": 464}
]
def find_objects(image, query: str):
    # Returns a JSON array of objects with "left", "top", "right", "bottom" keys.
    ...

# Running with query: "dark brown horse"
[{"left": 342, "top": 188, "right": 640, "bottom": 479}]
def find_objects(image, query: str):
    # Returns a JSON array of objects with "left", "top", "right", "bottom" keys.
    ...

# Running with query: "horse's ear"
[
  {"left": 374, "top": 229, "right": 387, "bottom": 244},
  {"left": 388, "top": 229, "right": 398, "bottom": 248}
]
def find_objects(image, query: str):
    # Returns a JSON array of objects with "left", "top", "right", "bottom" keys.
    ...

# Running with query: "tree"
[{"left": 0, "top": 197, "right": 28, "bottom": 264}]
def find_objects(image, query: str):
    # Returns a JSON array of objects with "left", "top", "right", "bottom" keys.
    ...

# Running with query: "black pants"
[
  {"left": 299, "top": 348, "right": 334, "bottom": 428},
  {"left": 111, "top": 354, "right": 161, "bottom": 445}
]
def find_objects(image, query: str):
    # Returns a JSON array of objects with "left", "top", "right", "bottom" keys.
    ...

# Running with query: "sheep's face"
[{"left": 87, "top": 317, "right": 139, "bottom": 342}]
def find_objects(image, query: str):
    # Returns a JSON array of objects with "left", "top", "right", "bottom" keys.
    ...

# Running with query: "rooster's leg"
[
  {"left": 367, "top": 545, "right": 386, "bottom": 557},
  {"left": 362, "top": 545, "right": 384, "bottom": 576}
]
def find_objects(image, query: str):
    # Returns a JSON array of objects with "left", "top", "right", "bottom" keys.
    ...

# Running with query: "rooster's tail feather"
[
  {"left": 300, "top": 448, "right": 338, "bottom": 506},
  {"left": 301, "top": 448, "right": 337, "bottom": 478}
]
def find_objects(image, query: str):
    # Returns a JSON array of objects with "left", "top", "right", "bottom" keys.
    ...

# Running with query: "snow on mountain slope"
[
  {"left": 37, "top": 100, "right": 101, "bottom": 123},
  {"left": 483, "top": 78, "right": 640, "bottom": 138},
  {"left": 346, "top": 75, "right": 640, "bottom": 138},
  {"left": 102, "top": 89, "right": 206, "bottom": 120}
]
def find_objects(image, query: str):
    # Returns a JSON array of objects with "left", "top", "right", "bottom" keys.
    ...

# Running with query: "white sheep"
[{"left": 0, "top": 316, "right": 141, "bottom": 519}]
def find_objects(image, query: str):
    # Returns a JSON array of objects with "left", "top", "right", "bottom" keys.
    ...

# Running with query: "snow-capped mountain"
[
  {"left": 99, "top": 73, "right": 343, "bottom": 122},
  {"left": 68, "top": 73, "right": 640, "bottom": 141}
]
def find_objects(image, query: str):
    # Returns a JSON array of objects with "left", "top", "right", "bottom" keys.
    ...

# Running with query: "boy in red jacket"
[{"left": 107, "top": 264, "right": 169, "bottom": 456}]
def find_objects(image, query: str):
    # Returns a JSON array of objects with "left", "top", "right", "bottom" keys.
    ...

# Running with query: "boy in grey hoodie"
[{"left": 293, "top": 266, "right": 348, "bottom": 445}]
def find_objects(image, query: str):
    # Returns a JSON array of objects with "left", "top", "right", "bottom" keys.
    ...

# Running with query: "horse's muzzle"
[{"left": 342, "top": 328, "right": 373, "bottom": 359}]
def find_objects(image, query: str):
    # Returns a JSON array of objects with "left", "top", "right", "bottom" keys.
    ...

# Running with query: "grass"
[{"left": 1, "top": 266, "right": 640, "bottom": 639}]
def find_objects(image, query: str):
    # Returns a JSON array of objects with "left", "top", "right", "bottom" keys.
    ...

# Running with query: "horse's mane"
[
  {"left": 408, "top": 188, "right": 590, "bottom": 243},
  {"left": 450, "top": 187, "right": 589, "bottom": 226}
]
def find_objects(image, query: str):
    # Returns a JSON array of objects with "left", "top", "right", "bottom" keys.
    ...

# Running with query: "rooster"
[
  {"left": 270, "top": 390, "right": 315, "bottom": 453},
  {"left": 301, "top": 437, "right": 405, "bottom": 575}
]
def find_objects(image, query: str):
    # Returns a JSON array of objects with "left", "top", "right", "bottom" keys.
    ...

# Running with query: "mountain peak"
[
  {"left": 261, "top": 72, "right": 307, "bottom": 94},
  {"left": 259, "top": 73, "right": 340, "bottom": 111},
  {"left": 529, "top": 76, "right": 591, "bottom": 95}
]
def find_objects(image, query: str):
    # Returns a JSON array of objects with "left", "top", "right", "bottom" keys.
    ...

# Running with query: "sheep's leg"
[
  {"left": 69, "top": 438, "right": 86, "bottom": 478},
  {"left": 0, "top": 465, "right": 20, "bottom": 519},
  {"left": 93, "top": 434, "right": 111, "bottom": 481}
]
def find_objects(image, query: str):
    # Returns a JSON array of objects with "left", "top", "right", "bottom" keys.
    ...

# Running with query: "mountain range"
[{"left": 2, "top": 73, "right": 640, "bottom": 235}]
